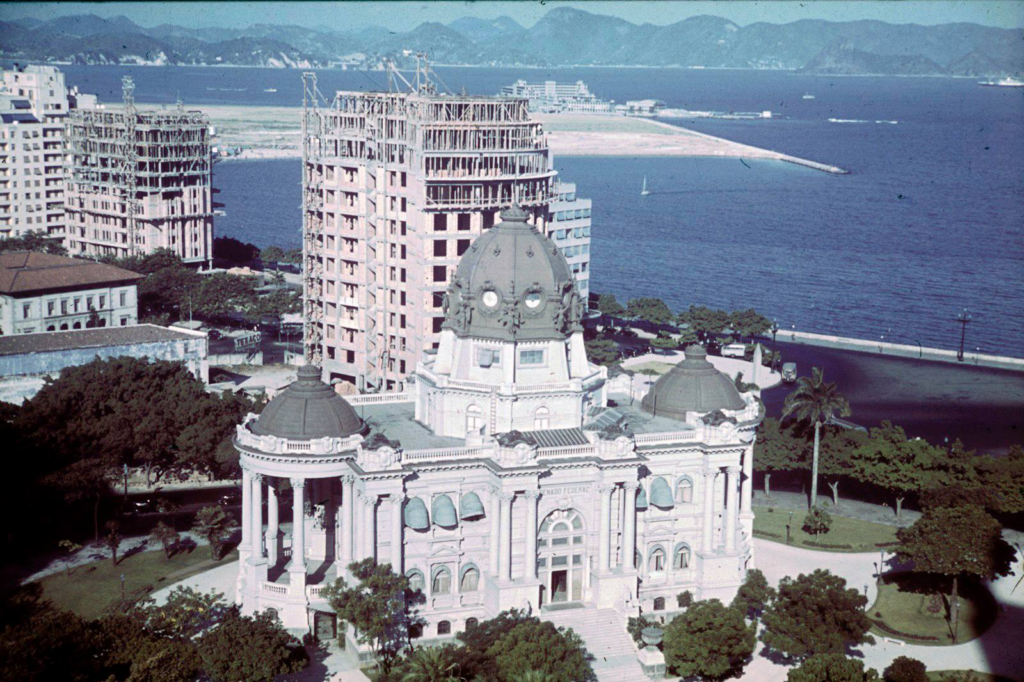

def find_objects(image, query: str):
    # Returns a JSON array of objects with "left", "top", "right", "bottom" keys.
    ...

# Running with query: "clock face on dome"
[{"left": 481, "top": 290, "right": 499, "bottom": 308}]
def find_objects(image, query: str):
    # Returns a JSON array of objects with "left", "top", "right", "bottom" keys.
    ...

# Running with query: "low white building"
[
  {"left": 0, "top": 251, "right": 142, "bottom": 335},
  {"left": 233, "top": 207, "right": 762, "bottom": 649}
]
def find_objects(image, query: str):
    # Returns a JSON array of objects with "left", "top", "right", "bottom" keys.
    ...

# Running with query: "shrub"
[
  {"left": 676, "top": 591, "right": 693, "bottom": 609},
  {"left": 627, "top": 615, "right": 659, "bottom": 647},
  {"left": 802, "top": 506, "right": 833, "bottom": 536},
  {"left": 883, "top": 656, "right": 928, "bottom": 682},
  {"left": 870, "top": 619, "right": 940, "bottom": 642},
  {"left": 925, "top": 594, "right": 943, "bottom": 615}
]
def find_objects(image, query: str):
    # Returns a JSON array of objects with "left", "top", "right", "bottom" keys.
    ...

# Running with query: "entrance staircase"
[{"left": 541, "top": 607, "right": 646, "bottom": 682}]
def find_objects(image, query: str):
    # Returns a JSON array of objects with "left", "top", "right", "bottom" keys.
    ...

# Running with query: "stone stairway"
[{"left": 541, "top": 607, "right": 647, "bottom": 682}]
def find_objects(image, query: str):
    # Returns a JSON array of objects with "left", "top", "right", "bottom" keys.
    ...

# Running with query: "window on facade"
[
  {"left": 72, "top": 298, "right": 80, "bottom": 312},
  {"left": 519, "top": 349, "right": 544, "bottom": 366},
  {"left": 437, "top": 621, "right": 451, "bottom": 635},
  {"left": 432, "top": 317, "right": 444, "bottom": 334},
  {"left": 46, "top": 325, "right": 55, "bottom": 331},
  {"left": 674, "top": 546, "right": 691, "bottom": 570},
  {"left": 457, "top": 239, "right": 470, "bottom": 256},
  {"left": 534, "top": 406, "right": 551, "bottom": 430},
  {"left": 457, "top": 214, "right": 470, "bottom": 231},
  {"left": 432, "top": 567, "right": 452, "bottom": 594},
  {"left": 409, "top": 624, "right": 423, "bottom": 639},
  {"left": 433, "top": 240, "right": 447, "bottom": 257},
  {"left": 466, "top": 404, "right": 484, "bottom": 433},
  {"left": 46, "top": 301, "right": 54, "bottom": 316},
  {"left": 59, "top": 323, "right": 68, "bottom": 330},
  {"left": 476, "top": 348, "right": 499, "bottom": 368},
  {"left": 433, "top": 214, "right": 446, "bottom": 232},
  {"left": 407, "top": 571, "right": 425, "bottom": 595},
  {"left": 433, "top": 266, "right": 447, "bottom": 283},
  {"left": 460, "top": 568, "right": 479, "bottom": 592},
  {"left": 650, "top": 548, "right": 666, "bottom": 572},
  {"left": 120, "top": 317, "right": 129, "bottom": 326},
  {"left": 676, "top": 479, "right": 694, "bottom": 504},
  {"left": 72, "top": 321, "right": 81, "bottom": 330},
  {"left": 466, "top": 617, "right": 479, "bottom": 629},
  {"left": 653, "top": 597, "right": 666, "bottom": 611},
  {"left": 21, "top": 304, "right": 30, "bottom": 319}
]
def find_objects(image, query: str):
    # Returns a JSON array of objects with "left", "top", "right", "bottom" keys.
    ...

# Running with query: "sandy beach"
[{"left": 199, "top": 105, "right": 842, "bottom": 171}]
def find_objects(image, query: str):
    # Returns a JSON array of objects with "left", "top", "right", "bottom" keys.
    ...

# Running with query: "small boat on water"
[
  {"left": 264, "top": 88, "right": 278, "bottom": 93},
  {"left": 640, "top": 176, "right": 651, "bottom": 196},
  {"left": 802, "top": 93, "right": 815, "bottom": 100},
  {"left": 978, "top": 77, "right": 1024, "bottom": 87}
]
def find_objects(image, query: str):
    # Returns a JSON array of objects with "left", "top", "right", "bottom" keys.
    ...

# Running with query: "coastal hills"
[{"left": 1, "top": 8, "right": 1020, "bottom": 77}]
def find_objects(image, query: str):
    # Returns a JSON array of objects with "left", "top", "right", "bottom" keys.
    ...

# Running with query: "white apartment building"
[
  {"left": 0, "top": 251, "right": 142, "bottom": 335},
  {"left": 301, "top": 74, "right": 593, "bottom": 393}
]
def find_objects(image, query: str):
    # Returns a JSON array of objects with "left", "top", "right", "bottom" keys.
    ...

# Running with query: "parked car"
[
  {"left": 782, "top": 362, "right": 798, "bottom": 383},
  {"left": 721, "top": 343, "right": 747, "bottom": 358}
]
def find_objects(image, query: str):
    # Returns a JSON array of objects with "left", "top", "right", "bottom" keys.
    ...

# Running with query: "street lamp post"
[
  {"left": 956, "top": 308, "right": 971, "bottom": 362},
  {"left": 770, "top": 320, "right": 779, "bottom": 370}
]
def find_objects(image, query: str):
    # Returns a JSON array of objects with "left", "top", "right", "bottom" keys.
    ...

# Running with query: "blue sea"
[{"left": 62, "top": 66, "right": 1024, "bottom": 355}]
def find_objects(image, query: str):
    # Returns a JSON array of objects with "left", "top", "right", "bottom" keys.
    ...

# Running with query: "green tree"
[
  {"left": 0, "top": 606, "right": 105, "bottom": 681},
  {"left": 104, "top": 521, "right": 123, "bottom": 565},
  {"left": 141, "top": 587, "right": 230, "bottom": 641},
  {"left": 243, "top": 289, "right": 302, "bottom": 323},
  {"left": 976, "top": 444, "right": 1024, "bottom": 514},
  {"left": 850, "top": 422, "right": 946, "bottom": 519},
  {"left": 192, "top": 506, "right": 231, "bottom": 560},
  {"left": 883, "top": 656, "right": 928, "bottom": 682},
  {"left": 731, "top": 568, "right": 775, "bottom": 620},
  {"left": 213, "top": 236, "right": 260, "bottom": 264},
  {"left": 817, "top": 426, "right": 868, "bottom": 508},
  {"left": 802, "top": 506, "right": 833, "bottom": 536},
  {"left": 127, "top": 639, "right": 202, "bottom": 682},
  {"left": 761, "top": 569, "right": 873, "bottom": 661},
  {"left": 625, "top": 297, "right": 674, "bottom": 325},
  {"left": 456, "top": 609, "right": 535, "bottom": 681},
  {"left": 0, "top": 229, "right": 67, "bottom": 255},
  {"left": 895, "top": 505, "right": 1013, "bottom": 643},
  {"left": 783, "top": 367, "right": 851, "bottom": 509},
  {"left": 150, "top": 521, "right": 180, "bottom": 560},
  {"left": 321, "top": 558, "right": 410, "bottom": 677},
  {"left": 650, "top": 331, "right": 679, "bottom": 352},
  {"left": 594, "top": 293, "right": 624, "bottom": 317},
  {"left": 58, "top": 539, "right": 81, "bottom": 576},
  {"left": 787, "top": 654, "right": 880, "bottom": 682},
  {"left": 729, "top": 308, "right": 772, "bottom": 341},
  {"left": 398, "top": 644, "right": 463, "bottom": 682},
  {"left": 197, "top": 610, "right": 307, "bottom": 681},
  {"left": 663, "top": 598, "right": 755, "bottom": 680},
  {"left": 260, "top": 245, "right": 286, "bottom": 263},
  {"left": 753, "top": 418, "right": 808, "bottom": 498},
  {"left": 678, "top": 305, "right": 729, "bottom": 342},
  {"left": 486, "top": 619, "right": 593, "bottom": 682},
  {"left": 584, "top": 339, "right": 619, "bottom": 366}
]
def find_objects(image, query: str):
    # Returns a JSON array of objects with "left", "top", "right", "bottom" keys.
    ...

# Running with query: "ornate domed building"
[{"left": 234, "top": 206, "right": 762, "bottom": 655}]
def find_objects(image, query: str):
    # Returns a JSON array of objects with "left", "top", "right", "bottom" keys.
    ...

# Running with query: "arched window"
[
  {"left": 437, "top": 620, "right": 451, "bottom": 635},
  {"left": 466, "top": 404, "right": 483, "bottom": 434},
  {"left": 409, "top": 624, "right": 423, "bottom": 639},
  {"left": 466, "top": 617, "right": 479, "bottom": 630},
  {"left": 534, "top": 406, "right": 550, "bottom": 430},
  {"left": 460, "top": 566, "right": 480, "bottom": 592},
  {"left": 406, "top": 570, "right": 425, "bottom": 595},
  {"left": 46, "top": 325, "right": 55, "bottom": 331},
  {"left": 653, "top": 597, "right": 666, "bottom": 611},
  {"left": 265, "top": 607, "right": 280, "bottom": 621},
  {"left": 674, "top": 545, "right": 691, "bottom": 570},
  {"left": 59, "top": 323, "right": 68, "bottom": 330},
  {"left": 99, "top": 319, "right": 107, "bottom": 327},
  {"left": 649, "top": 547, "right": 666, "bottom": 572},
  {"left": 431, "top": 566, "right": 452, "bottom": 594},
  {"left": 675, "top": 477, "right": 694, "bottom": 504},
  {"left": 72, "top": 321, "right": 81, "bottom": 329}
]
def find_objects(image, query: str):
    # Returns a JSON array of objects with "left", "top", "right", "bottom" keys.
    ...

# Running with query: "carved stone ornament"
[{"left": 498, "top": 297, "right": 522, "bottom": 336}]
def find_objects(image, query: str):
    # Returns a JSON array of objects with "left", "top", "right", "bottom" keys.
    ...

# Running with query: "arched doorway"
[{"left": 538, "top": 509, "right": 586, "bottom": 607}]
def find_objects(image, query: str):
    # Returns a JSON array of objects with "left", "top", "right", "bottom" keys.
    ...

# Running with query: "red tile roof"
[{"left": 0, "top": 251, "right": 144, "bottom": 296}]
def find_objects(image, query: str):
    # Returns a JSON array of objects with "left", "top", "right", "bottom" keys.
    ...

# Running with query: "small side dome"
[
  {"left": 649, "top": 477, "right": 674, "bottom": 509},
  {"left": 405, "top": 497, "right": 429, "bottom": 531},
  {"left": 432, "top": 494, "right": 458, "bottom": 528},
  {"left": 460, "top": 492, "right": 486, "bottom": 520},
  {"left": 251, "top": 364, "right": 364, "bottom": 440},
  {"left": 642, "top": 346, "right": 745, "bottom": 420},
  {"left": 635, "top": 486, "right": 649, "bottom": 511}
]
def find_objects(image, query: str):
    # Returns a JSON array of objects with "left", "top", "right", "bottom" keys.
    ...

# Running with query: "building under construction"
[
  {"left": 64, "top": 77, "right": 213, "bottom": 266},
  {"left": 301, "top": 64, "right": 592, "bottom": 391}
]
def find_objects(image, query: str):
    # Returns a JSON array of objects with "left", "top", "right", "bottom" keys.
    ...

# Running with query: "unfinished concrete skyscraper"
[
  {"left": 301, "top": 66, "right": 592, "bottom": 391},
  {"left": 64, "top": 77, "right": 213, "bottom": 266}
]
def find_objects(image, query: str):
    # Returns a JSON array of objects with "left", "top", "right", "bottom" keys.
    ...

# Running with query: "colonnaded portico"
[{"left": 233, "top": 207, "right": 762, "bottom": 649}]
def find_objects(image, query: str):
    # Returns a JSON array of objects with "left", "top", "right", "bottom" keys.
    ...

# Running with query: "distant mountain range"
[{"left": 1, "top": 8, "right": 1020, "bottom": 76}]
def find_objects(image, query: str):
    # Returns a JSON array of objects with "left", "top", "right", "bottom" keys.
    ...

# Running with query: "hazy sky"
[{"left": 6, "top": 1, "right": 1024, "bottom": 31}]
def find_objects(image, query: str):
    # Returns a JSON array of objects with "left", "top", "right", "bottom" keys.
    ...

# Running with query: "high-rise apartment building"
[
  {"left": 300, "top": 72, "right": 592, "bottom": 392},
  {"left": 0, "top": 65, "right": 74, "bottom": 241},
  {"left": 63, "top": 78, "right": 213, "bottom": 266}
]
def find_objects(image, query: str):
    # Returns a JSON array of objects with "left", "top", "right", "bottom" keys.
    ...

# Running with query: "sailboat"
[{"left": 640, "top": 176, "right": 651, "bottom": 196}]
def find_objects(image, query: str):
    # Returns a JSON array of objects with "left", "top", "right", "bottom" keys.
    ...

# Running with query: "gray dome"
[
  {"left": 641, "top": 346, "right": 745, "bottom": 420},
  {"left": 441, "top": 205, "right": 584, "bottom": 342},
  {"left": 251, "top": 365, "right": 365, "bottom": 440}
]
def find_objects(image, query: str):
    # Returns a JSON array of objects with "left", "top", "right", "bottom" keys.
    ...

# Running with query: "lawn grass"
[
  {"left": 629, "top": 361, "right": 676, "bottom": 376},
  {"left": 36, "top": 545, "right": 238, "bottom": 620},
  {"left": 752, "top": 507, "right": 898, "bottom": 552},
  {"left": 868, "top": 577, "right": 996, "bottom": 646},
  {"left": 927, "top": 673, "right": 1014, "bottom": 682}
]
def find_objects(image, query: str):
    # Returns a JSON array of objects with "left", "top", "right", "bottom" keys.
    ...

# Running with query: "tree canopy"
[
  {"left": 663, "top": 598, "right": 756, "bottom": 680},
  {"left": 485, "top": 618, "right": 593, "bottom": 682},
  {"left": 787, "top": 654, "right": 880, "bottom": 682},
  {"left": 753, "top": 418, "right": 808, "bottom": 497},
  {"left": 850, "top": 421, "right": 947, "bottom": 518},
  {"left": 213, "top": 236, "right": 260, "bottom": 264},
  {"left": 761, "top": 569, "right": 873, "bottom": 661},
  {"left": 625, "top": 297, "right": 674, "bottom": 325},
  {"left": 197, "top": 610, "right": 307, "bottom": 682},
  {"left": 0, "top": 229, "right": 67, "bottom": 255},
  {"left": 593, "top": 293, "right": 625, "bottom": 317},
  {"left": 729, "top": 308, "right": 772, "bottom": 339},
  {"left": 678, "top": 305, "right": 730, "bottom": 341}
]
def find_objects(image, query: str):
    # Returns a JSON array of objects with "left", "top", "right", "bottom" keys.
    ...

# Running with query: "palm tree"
[
  {"left": 399, "top": 645, "right": 463, "bottom": 682},
  {"left": 782, "top": 366, "right": 851, "bottom": 509}
]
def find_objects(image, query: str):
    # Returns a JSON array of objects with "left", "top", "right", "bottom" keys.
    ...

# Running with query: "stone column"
[
  {"left": 598, "top": 484, "right": 613, "bottom": 571},
  {"left": 702, "top": 470, "right": 717, "bottom": 553},
  {"left": 342, "top": 476, "right": 355, "bottom": 567},
  {"left": 266, "top": 477, "right": 279, "bottom": 566},
  {"left": 741, "top": 445, "right": 754, "bottom": 515},
  {"left": 726, "top": 467, "right": 740, "bottom": 552},
  {"left": 239, "top": 468, "right": 253, "bottom": 562},
  {"left": 622, "top": 483, "right": 638, "bottom": 570},
  {"left": 524, "top": 490, "right": 539, "bottom": 580},
  {"left": 362, "top": 494, "right": 376, "bottom": 561},
  {"left": 498, "top": 492, "right": 513, "bottom": 582},
  {"left": 389, "top": 495, "right": 403, "bottom": 574},
  {"left": 289, "top": 477, "right": 306, "bottom": 575},
  {"left": 489, "top": 487, "right": 501, "bottom": 577},
  {"left": 250, "top": 473, "right": 264, "bottom": 562},
  {"left": 354, "top": 490, "right": 365, "bottom": 562}
]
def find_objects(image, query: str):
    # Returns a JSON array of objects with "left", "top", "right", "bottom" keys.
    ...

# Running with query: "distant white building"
[
  {"left": 0, "top": 250, "right": 142, "bottom": 335},
  {"left": 233, "top": 207, "right": 761, "bottom": 650}
]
